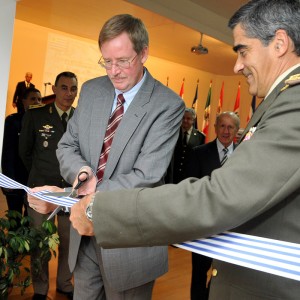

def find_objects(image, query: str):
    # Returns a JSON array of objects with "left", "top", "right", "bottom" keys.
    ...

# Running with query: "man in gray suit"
[
  {"left": 54, "top": 14, "right": 185, "bottom": 300},
  {"left": 64, "top": 1, "right": 300, "bottom": 299}
]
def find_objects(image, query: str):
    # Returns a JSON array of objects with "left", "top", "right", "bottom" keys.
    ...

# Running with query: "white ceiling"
[{"left": 15, "top": 0, "right": 248, "bottom": 75}]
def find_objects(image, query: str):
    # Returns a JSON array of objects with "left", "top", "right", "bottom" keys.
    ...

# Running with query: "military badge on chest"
[
  {"left": 39, "top": 124, "right": 55, "bottom": 148},
  {"left": 243, "top": 126, "right": 257, "bottom": 141}
]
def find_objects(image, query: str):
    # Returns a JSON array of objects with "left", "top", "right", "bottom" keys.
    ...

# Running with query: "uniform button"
[{"left": 212, "top": 268, "right": 218, "bottom": 277}]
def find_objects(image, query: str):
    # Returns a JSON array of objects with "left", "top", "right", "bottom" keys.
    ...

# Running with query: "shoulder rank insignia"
[{"left": 280, "top": 74, "right": 300, "bottom": 91}]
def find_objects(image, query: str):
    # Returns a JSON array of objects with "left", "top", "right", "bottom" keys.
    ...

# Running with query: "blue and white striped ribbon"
[
  {"left": 175, "top": 232, "right": 300, "bottom": 281},
  {"left": 1, "top": 173, "right": 300, "bottom": 281},
  {"left": 0, "top": 173, "right": 77, "bottom": 207}
]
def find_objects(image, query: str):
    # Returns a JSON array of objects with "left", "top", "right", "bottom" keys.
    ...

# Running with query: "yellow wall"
[{"left": 8, "top": 19, "right": 252, "bottom": 141}]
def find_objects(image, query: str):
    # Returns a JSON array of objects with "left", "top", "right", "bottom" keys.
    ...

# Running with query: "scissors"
[{"left": 46, "top": 170, "right": 89, "bottom": 220}]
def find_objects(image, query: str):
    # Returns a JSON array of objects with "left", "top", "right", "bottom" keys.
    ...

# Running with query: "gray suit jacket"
[
  {"left": 92, "top": 67, "right": 300, "bottom": 299},
  {"left": 57, "top": 69, "right": 185, "bottom": 291}
]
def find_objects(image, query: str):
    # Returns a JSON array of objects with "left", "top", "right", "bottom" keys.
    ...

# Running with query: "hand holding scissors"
[{"left": 47, "top": 170, "right": 89, "bottom": 220}]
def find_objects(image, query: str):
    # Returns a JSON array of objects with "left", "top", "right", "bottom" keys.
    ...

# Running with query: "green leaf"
[
  {"left": 0, "top": 210, "right": 59, "bottom": 297},
  {"left": 24, "top": 240, "right": 30, "bottom": 251}
]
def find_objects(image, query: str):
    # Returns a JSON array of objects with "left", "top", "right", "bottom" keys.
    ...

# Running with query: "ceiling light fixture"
[{"left": 191, "top": 32, "right": 208, "bottom": 55}]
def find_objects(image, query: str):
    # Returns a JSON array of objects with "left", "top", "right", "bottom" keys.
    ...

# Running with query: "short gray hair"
[
  {"left": 215, "top": 111, "right": 240, "bottom": 129},
  {"left": 184, "top": 108, "right": 196, "bottom": 119},
  {"left": 228, "top": 0, "right": 300, "bottom": 56}
]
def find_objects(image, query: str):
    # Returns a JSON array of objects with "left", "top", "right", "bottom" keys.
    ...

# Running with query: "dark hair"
[
  {"left": 99, "top": 14, "right": 149, "bottom": 54},
  {"left": 22, "top": 87, "right": 41, "bottom": 99},
  {"left": 54, "top": 71, "right": 78, "bottom": 86},
  {"left": 228, "top": 0, "right": 300, "bottom": 56}
]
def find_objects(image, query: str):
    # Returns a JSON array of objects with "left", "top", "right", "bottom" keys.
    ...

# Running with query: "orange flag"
[
  {"left": 179, "top": 78, "right": 185, "bottom": 99},
  {"left": 233, "top": 82, "right": 241, "bottom": 116},
  {"left": 217, "top": 81, "right": 224, "bottom": 115}
]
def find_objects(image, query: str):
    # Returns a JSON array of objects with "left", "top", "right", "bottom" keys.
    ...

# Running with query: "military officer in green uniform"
[{"left": 19, "top": 71, "right": 78, "bottom": 300}]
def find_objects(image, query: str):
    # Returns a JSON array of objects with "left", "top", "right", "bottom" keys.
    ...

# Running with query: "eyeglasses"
[{"left": 98, "top": 54, "right": 138, "bottom": 70}]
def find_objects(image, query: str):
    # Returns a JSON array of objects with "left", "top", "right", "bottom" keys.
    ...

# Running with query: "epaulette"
[
  {"left": 29, "top": 103, "right": 46, "bottom": 109},
  {"left": 280, "top": 74, "right": 300, "bottom": 91},
  {"left": 194, "top": 129, "right": 206, "bottom": 137},
  {"left": 198, "top": 130, "right": 206, "bottom": 137}
]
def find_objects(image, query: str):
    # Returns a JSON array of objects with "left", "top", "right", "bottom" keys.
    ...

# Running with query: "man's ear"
[
  {"left": 141, "top": 46, "right": 149, "bottom": 64},
  {"left": 273, "top": 29, "right": 289, "bottom": 55}
]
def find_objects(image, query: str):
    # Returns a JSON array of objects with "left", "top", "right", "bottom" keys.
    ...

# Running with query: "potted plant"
[{"left": 0, "top": 210, "right": 59, "bottom": 299}]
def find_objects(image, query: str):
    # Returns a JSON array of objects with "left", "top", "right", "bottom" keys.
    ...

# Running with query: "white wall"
[{"left": 0, "top": 0, "right": 17, "bottom": 160}]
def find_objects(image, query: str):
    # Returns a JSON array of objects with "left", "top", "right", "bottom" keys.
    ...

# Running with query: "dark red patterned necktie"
[{"left": 96, "top": 94, "right": 125, "bottom": 182}]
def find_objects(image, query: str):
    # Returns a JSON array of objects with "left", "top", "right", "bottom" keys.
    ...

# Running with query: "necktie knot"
[{"left": 117, "top": 94, "right": 125, "bottom": 105}]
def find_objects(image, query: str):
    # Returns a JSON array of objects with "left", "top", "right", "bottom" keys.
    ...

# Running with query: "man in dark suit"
[
  {"left": 187, "top": 111, "right": 239, "bottom": 300},
  {"left": 1, "top": 87, "right": 41, "bottom": 218},
  {"left": 171, "top": 108, "right": 205, "bottom": 183},
  {"left": 12, "top": 72, "right": 35, "bottom": 113},
  {"left": 19, "top": 71, "right": 77, "bottom": 300},
  {"left": 56, "top": 1, "right": 300, "bottom": 299}
]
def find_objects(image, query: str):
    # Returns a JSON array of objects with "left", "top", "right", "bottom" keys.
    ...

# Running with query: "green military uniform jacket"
[
  {"left": 19, "top": 102, "right": 74, "bottom": 188},
  {"left": 92, "top": 68, "right": 300, "bottom": 299}
]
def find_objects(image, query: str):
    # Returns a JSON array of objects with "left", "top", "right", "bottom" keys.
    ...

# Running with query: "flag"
[
  {"left": 192, "top": 81, "right": 198, "bottom": 109},
  {"left": 247, "top": 96, "right": 256, "bottom": 122},
  {"left": 217, "top": 81, "right": 224, "bottom": 115},
  {"left": 202, "top": 81, "right": 212, "bottom": 140},
  {"left": 179, "top": 78, "right": 185, "bottom": 99},
  {"left": 192, "top": 80, "right": 199, "bottom": 129},
  {"left": 233, "top": 82, "right": 241, "bottom": 116}
]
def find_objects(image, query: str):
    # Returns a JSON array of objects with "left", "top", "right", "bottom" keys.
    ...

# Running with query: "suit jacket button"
[{"left": 212, "top": 268, "right": 218, "bottom": 277}]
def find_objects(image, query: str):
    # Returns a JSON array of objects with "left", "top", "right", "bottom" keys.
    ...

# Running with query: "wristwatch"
[{"left": 85, "top": 193, "right": 96, "bottom": 222}]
